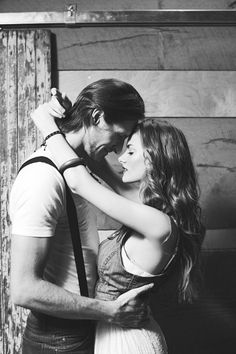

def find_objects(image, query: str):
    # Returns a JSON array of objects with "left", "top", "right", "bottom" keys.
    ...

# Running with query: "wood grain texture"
[
  {"left": 0, "top": 30, "right": 51, "bottom": 354},
  {"left": 35, "top": 30, "right": 52, "bottom": 146},
  {"left": 0, "top": 30, "right": 20, "bottom": 354},
  {"left": 0, "top": 0, "right": 234, "bottom": 12},
  {"left": 18, "top": 31, "right": 37, "bottom": 165},
  {"left": 59, "top": 70, "right": 236, "bottom": 116},
  {"left": 0, "top": 29, "right": 9, "bottom": 354},
  {"left": 53, "top": 27, "right": 236, "bottom": 70}
]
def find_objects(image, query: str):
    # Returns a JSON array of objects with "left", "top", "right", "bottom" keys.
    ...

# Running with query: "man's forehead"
[{"left": 113, "top": 121, "right": 137, "bottom": 135}]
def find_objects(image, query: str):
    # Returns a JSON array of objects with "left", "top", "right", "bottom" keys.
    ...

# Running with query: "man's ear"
[{"left": 92, "top": 109, "right": 104, "bottom": 125}]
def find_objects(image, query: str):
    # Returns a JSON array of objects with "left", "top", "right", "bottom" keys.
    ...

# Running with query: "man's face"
[{"left": 83, "top": 115, "right": 137, "bottom": 161}]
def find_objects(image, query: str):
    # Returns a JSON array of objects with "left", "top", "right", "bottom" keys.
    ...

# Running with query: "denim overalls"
[{"left": 95, "top": 222, "right": 179, "bottom": 301}]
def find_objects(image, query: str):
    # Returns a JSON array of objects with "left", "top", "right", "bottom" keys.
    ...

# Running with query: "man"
[{"left": 10, "top": 79, "right": 151, "bottom": 353}]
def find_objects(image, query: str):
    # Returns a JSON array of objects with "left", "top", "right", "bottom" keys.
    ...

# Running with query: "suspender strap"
[
  {"left": 19, "top": 156, "right": 89, "bottom": 297},
  {"left": 64, "top": 183, "right": 89, "bottom": 296},
  {"left": 19, "top": 156, "right": 58, "bottom": 171}
]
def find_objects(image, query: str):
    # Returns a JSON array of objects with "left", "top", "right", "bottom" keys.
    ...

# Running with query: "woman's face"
[{"left": 118, "top": 131, "right": 146, "bottom": 183}]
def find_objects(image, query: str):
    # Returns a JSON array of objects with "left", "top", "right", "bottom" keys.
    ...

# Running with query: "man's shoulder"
[
  {"left": 15, "top": 149, "right": 65, "bottom": 192},
  {"left": 25, "top": 148, "right": 60, "bottom": 168}
]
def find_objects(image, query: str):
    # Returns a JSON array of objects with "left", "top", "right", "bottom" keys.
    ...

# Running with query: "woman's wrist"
[
  {"left": 41, "top": 130, "right": 65, "bottom": 150},
  {"left": 41, "top": 119, "right": 59, "bottom": 138}
]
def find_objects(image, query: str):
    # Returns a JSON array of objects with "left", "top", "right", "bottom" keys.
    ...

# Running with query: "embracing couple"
[{"left": 9, "top": 79, "right": 204, "bottom": 353}]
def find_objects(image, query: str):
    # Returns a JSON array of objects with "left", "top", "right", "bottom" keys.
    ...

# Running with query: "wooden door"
[{"left": 0, "top": 29, "right": 51, "bottom": 354}]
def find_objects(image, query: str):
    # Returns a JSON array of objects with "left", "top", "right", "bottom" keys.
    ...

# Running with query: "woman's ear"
[{"left": 92, "top": 109, "right": 103, "bottom": 125}]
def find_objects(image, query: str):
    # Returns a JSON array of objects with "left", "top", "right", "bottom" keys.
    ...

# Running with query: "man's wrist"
[{"left": 90, "top": 299, "right": 116, "bottom": 323}]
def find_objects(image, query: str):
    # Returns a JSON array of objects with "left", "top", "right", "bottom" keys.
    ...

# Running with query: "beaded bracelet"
[
  {"left": 59, "top": 158, "right": 86, "bottom": 174},
  {"left": 41, "top": 130, "right": 65, "bottom": 150}
]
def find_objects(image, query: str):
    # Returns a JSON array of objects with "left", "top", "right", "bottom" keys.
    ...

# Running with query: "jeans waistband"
[{"left": 30, "top": 311, "right": 95, "bottom": 333}]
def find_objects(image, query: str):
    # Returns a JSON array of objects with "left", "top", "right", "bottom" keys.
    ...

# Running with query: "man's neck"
[{"left": 65, "top": 129, "right": 86, "bottom": 157}]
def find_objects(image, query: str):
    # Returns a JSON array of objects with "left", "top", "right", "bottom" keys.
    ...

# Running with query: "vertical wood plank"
[
  {"left": 0, "top": 30, "right": 19, "bottom": 354},
  {"left": 0, "top": 30, "right": 24, "bottom": 354},
  {"left": 0, "top": 29, "right": 51, "bottom": 354},
  {"left": 35, "top": 30, "right": 51, "bottom": 147},
  {"left": 0, "top": 29, "right": 9, "bottom": 354},
  {"left": 5, "top": 30, "right": 21, "bottom": 354},
  {"left": 17, "top": 30, "right": 37, "bottom": 166}
]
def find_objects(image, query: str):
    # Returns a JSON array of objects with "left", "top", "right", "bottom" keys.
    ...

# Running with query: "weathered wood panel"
[
  {"left": 0, "top": 0, "right": 235, "bottom": 12},
  {"left": 35, "top": 30, "right": 51, "bottom": 146},
  {"left": 18, "top": 31, "right": 37, "bottom": 165},
  {"left": 0, "top": 30, "right": 20, "bottom": 354},
  {"left": 0, "top": 30, "right": 51, "bottom": 354},
  {"left": 59, "top": 70, "right": 236, "bottom": 116},
  {"left": 54, "top": 27, "right": 236, "bottom": 70}
]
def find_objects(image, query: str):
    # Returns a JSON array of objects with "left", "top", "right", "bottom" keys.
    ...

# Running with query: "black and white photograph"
[{"left": 0, "top": 1, "right": 236, "bottom": 354}]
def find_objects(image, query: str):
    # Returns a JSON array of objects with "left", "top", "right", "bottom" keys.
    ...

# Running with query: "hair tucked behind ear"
[{"left": 138, "top": 119, "right": 205, "bottom": 302}]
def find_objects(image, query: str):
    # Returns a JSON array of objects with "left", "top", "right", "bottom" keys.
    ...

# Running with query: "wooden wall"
[
  {"left": 0, "top": 30, "right": 51, "bottom": 354},
  {"left": 0, "top": 1, "right": 236, "bottom": 353},
  {"left": 1, "top": 0, "right": 236, "bottom": 11}
]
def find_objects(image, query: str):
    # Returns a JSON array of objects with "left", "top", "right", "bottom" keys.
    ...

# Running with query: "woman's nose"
[{"left": 118, "top": 152, "right": 125, "bottom": 164}]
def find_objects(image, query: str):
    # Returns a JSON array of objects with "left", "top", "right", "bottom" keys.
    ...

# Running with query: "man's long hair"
[{"left": 56, "top": 78, "right": 145, "bottom": 133}]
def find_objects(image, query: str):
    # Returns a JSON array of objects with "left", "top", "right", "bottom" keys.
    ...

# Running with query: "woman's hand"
[
  {"left": 50, "top": 88, "right": 72, "bottom": 112},
  {"left": 30, "top": 89, "right": 72, "bottom": 137}
]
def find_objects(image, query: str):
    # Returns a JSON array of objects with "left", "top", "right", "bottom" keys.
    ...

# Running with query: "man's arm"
[{"left": 10, "top": 234, "right": 152, "bottom": 327}]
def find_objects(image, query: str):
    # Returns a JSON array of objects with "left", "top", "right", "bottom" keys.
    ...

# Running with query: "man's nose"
[
  {"left": 115, "top": 144, "right": 123, "bottom": 154},
  {"left": 115, "top": 138, "right": 126, "bottom": 154}
]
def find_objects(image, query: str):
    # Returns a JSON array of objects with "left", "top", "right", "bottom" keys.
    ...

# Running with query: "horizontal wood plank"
[
  {"left": 0, "top": 0, "right": 234, "bottom": 12},
  {"left": 59, "top": 70, "right": 236, "bottom": 116},
  {"left": 53, "top": 27, "right": 236, "bottom": 70}
]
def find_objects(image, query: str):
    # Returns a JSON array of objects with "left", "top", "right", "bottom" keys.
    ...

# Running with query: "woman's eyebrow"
[{"left": 127, "top": 143, "right": 134, "bottom": 149}]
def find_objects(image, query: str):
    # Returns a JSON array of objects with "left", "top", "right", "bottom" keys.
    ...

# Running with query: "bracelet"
[
  {"left": 41, "top": 130, "right": 65, "bottom": 150},
  {"left": 59, "top": 158, "right": 86, "bottom": 174}
]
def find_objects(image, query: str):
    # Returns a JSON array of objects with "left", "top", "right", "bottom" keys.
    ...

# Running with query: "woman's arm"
[{"left": 31, "top": 101, "right": 170, "bottom": 242}]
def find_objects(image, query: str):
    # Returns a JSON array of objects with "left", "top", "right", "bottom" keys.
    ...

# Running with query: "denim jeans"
[{"left": 22, "top": 312, "right": 95, "bottom": 353}]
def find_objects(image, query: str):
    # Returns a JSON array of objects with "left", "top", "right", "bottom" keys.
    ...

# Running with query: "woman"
[{"left": 31, "top": 92, "right": 204, "bottom": 354}]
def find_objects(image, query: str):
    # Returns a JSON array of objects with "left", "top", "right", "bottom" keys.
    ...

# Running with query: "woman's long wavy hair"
[{"left": 117, "top": 119, "right": 205, "bottom": 303}]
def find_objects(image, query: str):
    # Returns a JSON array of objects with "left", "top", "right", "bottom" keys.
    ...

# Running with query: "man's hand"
[{"left": 107, "top": 283, "right": 153, "bottom": 328}]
